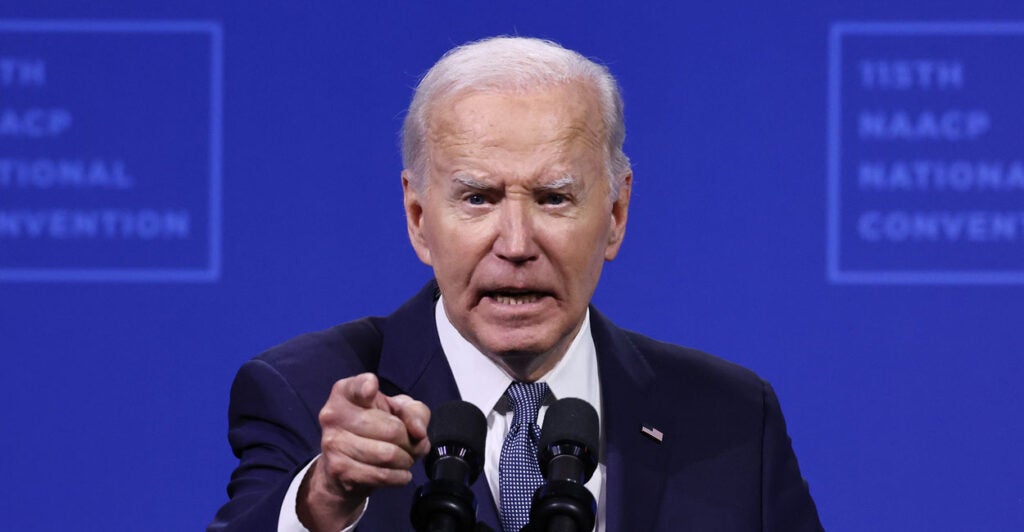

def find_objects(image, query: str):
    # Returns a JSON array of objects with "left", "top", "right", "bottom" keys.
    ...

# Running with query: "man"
[{"left": 210, "top": 36, "right": 822, "bottom": 531}]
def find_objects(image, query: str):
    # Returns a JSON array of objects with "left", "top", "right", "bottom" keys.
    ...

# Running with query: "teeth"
[{"left": 493, "top": 293, "right": 541, "bottom": 305}]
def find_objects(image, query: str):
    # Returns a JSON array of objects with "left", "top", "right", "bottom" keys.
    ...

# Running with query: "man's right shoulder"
[
  {"left": 247, "top": 316, "right": 387, "bottom": 394},
  {"left": 259, "top": 316, "right": 385, "bottom": 361}
]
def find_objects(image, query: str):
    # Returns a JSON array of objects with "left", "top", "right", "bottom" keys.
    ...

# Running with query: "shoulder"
[
  {"left": 234, "top": 316, "right": 387, "bottom": 416},
  {"left": 597, "top": 319, "right": 770, "bottom": 429},
  {"left": 624, "top": 330, "right": 765, "bottom": 395},
  {"left": 256, "top": 316, "right": 386, "bottom": 375},
  {"left": 604, "top": 325, "right": 775, "bottom": 463}
]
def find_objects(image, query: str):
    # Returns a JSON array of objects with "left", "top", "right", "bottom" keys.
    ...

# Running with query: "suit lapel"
[
  {"left": 376, "top": 280, "right": 458, "bottom": 405},
  {"left": 375, "top": 280, "right": 501, "bottom": 529},
  {"left": 591, "top": 307, "right": 671, "bottom": 531}
]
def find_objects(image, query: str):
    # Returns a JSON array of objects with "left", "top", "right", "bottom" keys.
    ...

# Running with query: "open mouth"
[{"left": 486, "top": 291, "right": 548, "bottom": 306}]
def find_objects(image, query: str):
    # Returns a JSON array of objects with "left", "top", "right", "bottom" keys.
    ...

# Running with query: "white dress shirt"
[{"left": 278, "top": 297, "right": 606, "bottom": 531}]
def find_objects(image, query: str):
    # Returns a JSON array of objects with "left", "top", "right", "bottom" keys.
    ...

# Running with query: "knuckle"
[
  {"left": 383, "top": 417, "right": 407, "bottom": 441},
  {"left": 321, "top": 430, "right": 342, "bottom": 451},
  {"left": 318, "top": 405, "right": 333, "bottom": 425},
  {"left": 380, "top": 443, "right": 405, "bottom": 465},
  {"left": 369, "top": 467, "right": 393, "bottom": 485},
  {"left": 324, "top": 456, "right": 349, "bottom": 480}
]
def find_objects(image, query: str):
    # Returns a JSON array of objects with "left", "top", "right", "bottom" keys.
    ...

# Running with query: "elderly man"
[{"left": 210, "top": 37, "right": 822, "bottom": 531}]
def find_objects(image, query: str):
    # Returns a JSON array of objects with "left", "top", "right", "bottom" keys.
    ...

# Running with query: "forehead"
[{"left": 425, "top": 83, "right": 607, "bottom": 164}]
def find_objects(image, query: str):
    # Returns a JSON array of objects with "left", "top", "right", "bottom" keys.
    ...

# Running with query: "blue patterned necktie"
[{"left": 499, "top": 381, "right": 550, "bottom": 532}]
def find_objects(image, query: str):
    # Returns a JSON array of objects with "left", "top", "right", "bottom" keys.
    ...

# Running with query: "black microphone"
[
  {"left": 411, "top": 400, "right": 487, "bottom": 532},
  {"left": 528, "top": 397, "right": 599, "bottom": 532}
]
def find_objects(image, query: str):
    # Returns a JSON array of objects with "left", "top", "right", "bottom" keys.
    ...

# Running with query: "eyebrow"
[
  {"left": 535, "top": 175, "right": 578, "bottom": 191},
  {"left": 451, "top": 174, "right": 579, "bottom": 191},
  {"left": 452, "top": 175, "right": 492, "bottom": 190}
]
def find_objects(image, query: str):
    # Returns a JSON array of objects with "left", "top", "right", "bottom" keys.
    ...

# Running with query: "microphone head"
[
  {"left": 538, "top": 397, "right": 600, "bottom": 482},
  {"left": 428, "top": 400, "right": 487, "bottom": 451},
  {"left": 425, "top": 400, "right": 487, "bottom": 483},
  {"left": 539, "top": 397, "right": 599, "bottom": 451}
]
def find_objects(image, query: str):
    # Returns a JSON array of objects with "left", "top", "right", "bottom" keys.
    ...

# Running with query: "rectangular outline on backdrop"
[
  {"left": 827, "top": 21, "right": 1024, "bottom": 285},
  {"left": 0, "top": 19, "right": 223, "bottom": 283}
]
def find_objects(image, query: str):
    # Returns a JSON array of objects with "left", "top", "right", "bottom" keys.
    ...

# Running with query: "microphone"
[
  {"left": 411, "top": 400, "right": 487, "bottom": 532},
  {"left": 528, "top": 397, "right": 599, "bottom": 532}
]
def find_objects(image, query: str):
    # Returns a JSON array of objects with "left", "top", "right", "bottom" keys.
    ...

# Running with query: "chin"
[{"left": 476, "top": 328, "right": 562, "bottom": 360}]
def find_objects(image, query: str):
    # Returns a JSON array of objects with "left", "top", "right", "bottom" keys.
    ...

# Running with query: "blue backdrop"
[{"left": 1, "top": 1, "right": 1021, "bottom": 530}]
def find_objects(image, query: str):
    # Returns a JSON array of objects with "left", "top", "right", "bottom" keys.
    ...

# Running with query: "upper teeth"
[{"left": 494, "top": 293, "right": 540, "bottom": 305}]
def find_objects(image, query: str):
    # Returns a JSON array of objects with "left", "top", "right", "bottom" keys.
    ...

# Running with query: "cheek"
[
  {"left": 544, "top": 226, "right": 608, "bottom": 277},
  {"left": 566, "top": 215, "right": 612, "bottom": 249},
  {"left": 426, "top": 219, "right": 492, "bottom": 271}
]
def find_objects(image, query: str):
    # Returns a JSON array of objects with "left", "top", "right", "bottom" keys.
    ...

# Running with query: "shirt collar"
[{"left": 435, "top": 296, "right": 601, "bottom": 416}]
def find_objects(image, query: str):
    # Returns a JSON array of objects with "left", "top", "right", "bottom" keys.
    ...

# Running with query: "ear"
[
  {"left": 402, "top": 170, "right": 433, "bottom": 266},
  {"left": 604, "top": 172, "right": 631, "bottom": 261}
]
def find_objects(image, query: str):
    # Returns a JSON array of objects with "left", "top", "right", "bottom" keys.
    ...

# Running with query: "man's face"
[{"left": 403, "top": 83, "right": 630, "bottom": 379}]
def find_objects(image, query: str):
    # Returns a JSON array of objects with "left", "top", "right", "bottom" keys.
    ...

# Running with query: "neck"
[{"left": 489, "top": 347, "right": 567, "bottom": 382}]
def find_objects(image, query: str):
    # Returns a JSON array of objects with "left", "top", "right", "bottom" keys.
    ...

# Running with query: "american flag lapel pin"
[{"left": 641, "top": 424, "right": 664, "bottom": 442}]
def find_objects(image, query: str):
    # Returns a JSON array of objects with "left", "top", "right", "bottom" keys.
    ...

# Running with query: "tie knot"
[{"left": 505, "top": 381, "right": 549, "bottom": 426}]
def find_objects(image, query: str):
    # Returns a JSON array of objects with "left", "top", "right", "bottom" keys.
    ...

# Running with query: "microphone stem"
[
  {"left": 427, "top": 512, "right": 458, "bottom": 532},
  {"left": 547, "top": 514, "right": 578, "bottom": 532}
]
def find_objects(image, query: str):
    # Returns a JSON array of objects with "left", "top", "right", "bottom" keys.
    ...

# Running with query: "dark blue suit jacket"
[{"left": 210, "top": 281, "right": 823, "bottom": 531}]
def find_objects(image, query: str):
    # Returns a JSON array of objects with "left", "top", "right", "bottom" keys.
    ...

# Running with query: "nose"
[{"left": 493, "top": 199, "right": 538, "bottom": 264}]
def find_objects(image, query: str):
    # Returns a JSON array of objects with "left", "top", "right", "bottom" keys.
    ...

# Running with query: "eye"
[
  {"left": 540, "top": 193, "right": 567, "bottom": 206},
  {"left": 466, "top": 193, "right": 487, "bottom": 205}
]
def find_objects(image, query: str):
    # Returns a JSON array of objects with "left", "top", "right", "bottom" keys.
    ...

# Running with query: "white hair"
[{"left": 401, "top": 36, "right": 631, "bottom": 197}]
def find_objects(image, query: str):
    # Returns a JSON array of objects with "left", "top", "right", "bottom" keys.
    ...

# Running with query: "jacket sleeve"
[
  {"left": 208, "top": 358, "right": 323, "bottom": 532},
  {"left": 761, "top": 380, "right": 824, "bottom": 531}
]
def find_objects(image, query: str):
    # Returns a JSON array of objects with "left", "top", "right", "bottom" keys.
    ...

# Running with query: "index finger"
[{"left": 338, "top": 373, "right": 391, "bottom": 412}]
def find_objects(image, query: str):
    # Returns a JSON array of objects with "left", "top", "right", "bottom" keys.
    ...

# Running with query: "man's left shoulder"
[
  {"left": 629, "top": 330, "right": 760, "bottom": 377},
  {"left": 619, "top": 327, "right": 767, "bottom": 402},
  {"left": 610, "top": 332, "right": 823, "bottom": 530}
]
